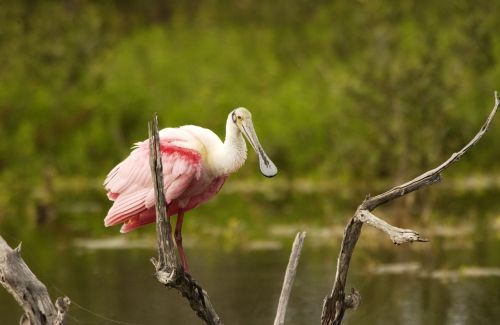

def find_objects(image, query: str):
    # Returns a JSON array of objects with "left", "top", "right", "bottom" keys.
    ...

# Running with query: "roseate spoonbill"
[{"left": 103, "top": 108, "right": 277, "bottom": 272}]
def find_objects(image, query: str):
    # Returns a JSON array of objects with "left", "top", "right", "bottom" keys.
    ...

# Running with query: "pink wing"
[
  {"left": 104, "top": 137, "right": 202, "bottom": 232},
  {"left": 118, "top": 175, "right": 227, "bottom": 233}
]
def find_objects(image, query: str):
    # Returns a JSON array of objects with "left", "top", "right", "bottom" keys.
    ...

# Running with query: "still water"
[{"left": 0, "top": 226, "right": 499, "bottom": 325}]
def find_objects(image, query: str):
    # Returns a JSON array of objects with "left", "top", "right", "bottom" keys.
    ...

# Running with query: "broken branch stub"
[{"left": 274, "top": 232, "right": 307, "bottom": 325}]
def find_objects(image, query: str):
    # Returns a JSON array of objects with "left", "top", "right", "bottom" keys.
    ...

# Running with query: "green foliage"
[{"left": 0, "top": 0, "right": 499, "bottom": 226}]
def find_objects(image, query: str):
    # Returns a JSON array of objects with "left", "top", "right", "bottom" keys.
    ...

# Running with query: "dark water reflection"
[{"left": 0, "top": 232, "right": 499, "bottom": 325}]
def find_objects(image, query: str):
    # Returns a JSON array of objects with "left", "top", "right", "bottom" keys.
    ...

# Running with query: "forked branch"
[
  {"left": 321, "top": 92, "right": 499, "bottom": 325},
  {"left": 0, "top": 236, "right": 70, "bottom": 325}
]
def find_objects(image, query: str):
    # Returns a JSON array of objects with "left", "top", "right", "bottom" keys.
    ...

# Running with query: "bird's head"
[{"left": 230, "top": 107, "right": 278, "bottom": 177}]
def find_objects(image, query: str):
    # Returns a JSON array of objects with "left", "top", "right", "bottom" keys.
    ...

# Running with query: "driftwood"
[
  {"left": 321, "top": 91, "right": 499, "bottom": 325},
  {"left": 0, "top": 236, "right": 70, "bottom": 325}
]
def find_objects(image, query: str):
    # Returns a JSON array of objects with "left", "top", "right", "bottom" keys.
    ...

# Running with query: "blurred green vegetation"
[{"left": 0, "top": 0, "right": 499, "bottom": 233}]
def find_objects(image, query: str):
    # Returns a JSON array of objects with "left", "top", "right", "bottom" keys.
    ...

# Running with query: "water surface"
[{"left": 0, "top": 227, "right": 498, "bottom": 325}]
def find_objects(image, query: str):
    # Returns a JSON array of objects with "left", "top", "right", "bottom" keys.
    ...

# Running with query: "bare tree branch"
[
  {"left": 148, "top": 113, "right": 179, "bottom": 274},
  {"left": 321, "top": 92, "right": 499, "bottom": 325},
  {"left": 148, "top": 113, "right": 223, "bottom": 325},
  {"left": 274, "top": 231, "right": 306, "bottom": 325},
  {"left": 363, "top": 92, "right": 499, "bottom": 212},
  {"left": 0, "top": 236, "right": 70, "bottom": 325},
  {"left": 355, "top": 210, "right": 427, "bottom": 245}
]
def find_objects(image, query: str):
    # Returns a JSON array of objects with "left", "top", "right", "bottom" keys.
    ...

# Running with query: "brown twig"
[
  {"left": 274, "top": 232, "right": 306, "bottom": 325},
  {"left": 0, "top": 236, "right": 70, "bottom": 325},
  {"left": 148, "top": 113, "right": 223, "bottom": 325},
  {"left": 321, "top": 92, "right": 499, "bottom": 325}
]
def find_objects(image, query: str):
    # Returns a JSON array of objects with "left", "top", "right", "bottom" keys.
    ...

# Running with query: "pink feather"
[{"left": 103, "top": 131, "right": 227, "bottom": 232}]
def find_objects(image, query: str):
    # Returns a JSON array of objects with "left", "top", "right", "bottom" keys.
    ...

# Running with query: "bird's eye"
[{"left": 237, "top": 115, "right": 242, "bottom": 120}]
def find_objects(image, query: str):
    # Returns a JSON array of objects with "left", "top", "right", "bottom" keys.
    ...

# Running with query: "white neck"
[{"left": 210, "top": 116, "right": 247, "bottom": 176}]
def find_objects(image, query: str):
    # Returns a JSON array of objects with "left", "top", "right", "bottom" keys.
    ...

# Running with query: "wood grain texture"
[{"left": 0, "top": 237, "right": 70, "bottom": 325}]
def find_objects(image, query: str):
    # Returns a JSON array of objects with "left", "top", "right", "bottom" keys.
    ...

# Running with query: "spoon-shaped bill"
[{"left": 239, "top": 119, "right": 278, "bottom": 177}]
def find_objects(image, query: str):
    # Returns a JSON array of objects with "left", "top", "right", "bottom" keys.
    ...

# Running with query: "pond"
[{"left": 1, "top": 219, "right": 499, "bottom": 325}]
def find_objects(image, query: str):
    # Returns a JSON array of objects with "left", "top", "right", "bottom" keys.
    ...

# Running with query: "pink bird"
[{"left": 103, "top": 108, "right": 277, "bottom": 272}]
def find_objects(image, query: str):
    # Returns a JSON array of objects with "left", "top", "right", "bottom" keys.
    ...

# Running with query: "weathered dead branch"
[
  {"left": 0, "top": 236, "right": 70, "bottom": 325},
  {"left": 148, "top": 113, "right": 223, "bottom": 325},
  {"left": 274, "top": 231, "right": 306, "bottom": 325},
  {"left": 356, "top": 210, "right": 427, "bottom": 245},
  {"left": 321, "top": 92, "right": 499, "bottom": 325}
]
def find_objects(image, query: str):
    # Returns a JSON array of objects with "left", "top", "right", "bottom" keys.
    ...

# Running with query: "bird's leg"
[{"left": 174, "top": 209, "right": 189, "bottom": 273}]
